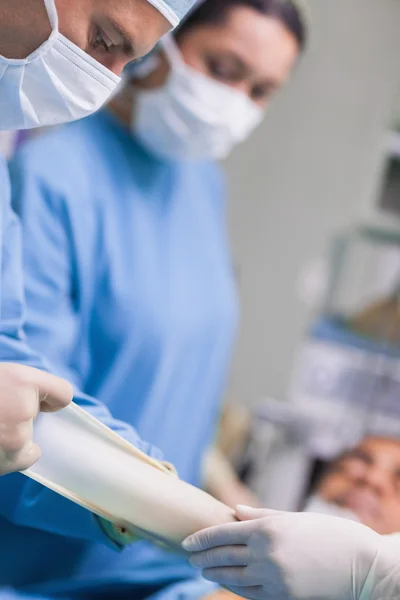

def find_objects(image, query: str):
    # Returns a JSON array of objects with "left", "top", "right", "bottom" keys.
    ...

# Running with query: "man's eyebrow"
[{"left": 109, "top": 18, "right": 137, "bottom": 58}]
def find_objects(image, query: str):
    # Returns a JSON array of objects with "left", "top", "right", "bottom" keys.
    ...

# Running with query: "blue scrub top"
[
  {"left": 0, "top": 156, "right": 165, "bottom": 588},
  {"left": 2, "top": 111, "right": 238, "bottom": 598}
]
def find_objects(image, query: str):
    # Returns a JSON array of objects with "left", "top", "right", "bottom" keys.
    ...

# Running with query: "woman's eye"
[{"left": 207, "top": 58, "right": 237, "bottom": 82}]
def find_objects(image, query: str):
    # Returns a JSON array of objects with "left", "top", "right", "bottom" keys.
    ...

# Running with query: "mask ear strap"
[
  {"left": 43, "top": 0, "right": 59, "bottom": 30},
  {"left": 159, "top": 34, "right": 185, "bottom": 70}
]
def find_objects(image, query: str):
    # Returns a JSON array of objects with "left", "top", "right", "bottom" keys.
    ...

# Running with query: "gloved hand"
[
  {"left": 0, "top": 363, "right": 72, "bottom": 474},
  {"left": 183, "top": 505, "right": 400, "bottom": 600}
]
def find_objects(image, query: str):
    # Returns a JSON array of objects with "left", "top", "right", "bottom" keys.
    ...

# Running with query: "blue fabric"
[
  {"left": 310, "top": 316, "right": 400, "bottom": 357},
  {"left": 0, "top": 578, "right": 217, "bottom": 600},
  {"left": 2, "top": 111, "right": 237, "bottom": 599},
  {"left": 0, "top": 592, "right": 50, "bottom": 600},
  {"left": 0, "top": 159, "right": 162, "bottom": 549}
]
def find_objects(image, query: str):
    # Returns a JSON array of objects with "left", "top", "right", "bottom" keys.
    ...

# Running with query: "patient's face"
[{"left": 318, "top": 437, "right": 400, "bottom": 535}]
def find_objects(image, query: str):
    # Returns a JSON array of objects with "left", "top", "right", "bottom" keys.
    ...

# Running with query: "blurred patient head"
[
  {"left": 111, "top": 0, "right": 308, "bottom": 160},
  {"left": 312, "top": 437, "right": 400, "bottom": 535}
]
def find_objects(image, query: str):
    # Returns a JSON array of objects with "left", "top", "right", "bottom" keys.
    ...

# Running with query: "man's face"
[
  {"left": 55, "top": 0, "right": 171, "bottom": 75},
  {"left": 318, "top": 437, "right": 400, "bottom": 535}
]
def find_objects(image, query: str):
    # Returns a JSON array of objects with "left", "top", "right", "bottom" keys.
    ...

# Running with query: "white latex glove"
[
  {"left": 183, "top": 506, "right": 400, "bottom": 600},
  {"left": 0, "top": 363, "right": 73, "bottom": 474}
]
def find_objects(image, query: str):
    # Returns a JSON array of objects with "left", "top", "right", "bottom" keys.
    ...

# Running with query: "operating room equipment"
[
  {"left": 24, "top": 402, "right": 235, "bottom": 549},
  {"left": 239, "top": 226, "right": 400, "bottom": 511}
]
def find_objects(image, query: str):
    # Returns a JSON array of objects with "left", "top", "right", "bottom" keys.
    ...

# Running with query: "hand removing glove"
[{"left": 0, "top": 363, "right": 73, "bottom": 475}]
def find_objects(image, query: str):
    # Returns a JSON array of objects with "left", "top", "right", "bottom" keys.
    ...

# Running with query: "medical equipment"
[
  {"left": 237, "top": 398, "right": 331, "bottom": 511},
  {"left": 240, "top": 227, "right": 400, "bottom": 511},
  {"left": 357, "top": 90, "right": 400, "bottom": 234},
  {"left": 293, "top": 228, "right": 400, "bottom": 451},
  {"left": 24, "top": 402, "right": 235, "bottom": 549},
  {"left": 243, "top": 327, "right": 400, "bottom": 509},
  {"left": 350, "top": 291, "right": 400, "bottom": 345}
]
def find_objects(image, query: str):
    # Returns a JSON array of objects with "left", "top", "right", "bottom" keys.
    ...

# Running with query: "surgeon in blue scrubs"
[
  {"left": 0, "top": 0, "right": 195, "bottom": 544},
  {"left": 0, "top": 0, "right": 178, "bottom": 477},
  {"left": 2, "top": 1, "right": 306, "bottom": 600},
  {"left": 0, "top": 0, "right": 203, "bottom": 595}
]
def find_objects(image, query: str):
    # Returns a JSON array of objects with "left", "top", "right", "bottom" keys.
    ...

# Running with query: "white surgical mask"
[
  {"left": 132, "top": 35, "right": 264, "bottom": 161},
  {"left": 0, "top": 0, "right": 121, "bottom": 131},
  {"left": 304, "top": 496, "right": 360, "bottom": 523}
]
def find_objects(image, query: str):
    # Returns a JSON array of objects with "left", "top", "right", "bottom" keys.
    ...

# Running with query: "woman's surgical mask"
[
  {"left": 132, "top": 35, "right": 264, "bottom": 161},
  {"left": 304, "top": 496, "right": 360, "bottom": 523},
  {"left": 0, "top": 0, "right": 121, "bottom": 131}
]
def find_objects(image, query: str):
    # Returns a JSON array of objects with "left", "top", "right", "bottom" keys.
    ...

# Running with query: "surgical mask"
[
  {"left": 0, "top": 0, "right": 121, "bottom": 131},
  {"left": 304, "top": 495, "right": 360, "bottom": 523},
  {"left": 132, "top": 36, "right": 264, "bottom": 161}
]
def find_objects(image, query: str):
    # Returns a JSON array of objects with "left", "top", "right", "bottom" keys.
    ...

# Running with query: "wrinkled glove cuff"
[{"left": 359, "top": 534, "right": 400, "bottom": 600}]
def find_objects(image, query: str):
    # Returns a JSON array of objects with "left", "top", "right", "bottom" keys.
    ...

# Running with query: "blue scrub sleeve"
[{"left": 0, "top": 158, "right": 161, "bottom": 546}]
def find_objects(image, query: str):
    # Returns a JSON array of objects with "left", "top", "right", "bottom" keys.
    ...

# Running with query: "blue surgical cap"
[{"left": 146, "top": 0, "right": 197, "bottom": 27}]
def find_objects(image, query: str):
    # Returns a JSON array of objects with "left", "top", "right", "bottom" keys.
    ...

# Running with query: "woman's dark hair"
[{"left": 175, "top": 0, "right": 307, "bottom": 52}]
